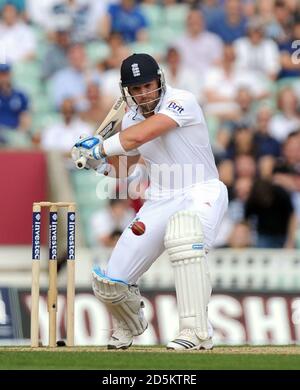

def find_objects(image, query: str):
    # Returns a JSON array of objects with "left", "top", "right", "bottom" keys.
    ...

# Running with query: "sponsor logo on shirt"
[{"left": 166, "top": 100, "right": 184, "bottom": 114}]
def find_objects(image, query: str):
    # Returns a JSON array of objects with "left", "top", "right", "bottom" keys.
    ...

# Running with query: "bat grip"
[{"left": 76, "top": 156, "right": 87, "bottom": 169}]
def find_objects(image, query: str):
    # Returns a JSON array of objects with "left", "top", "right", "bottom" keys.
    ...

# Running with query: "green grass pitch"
[{"left": 0, "top": 346, "right": 299, "bottom": 370}]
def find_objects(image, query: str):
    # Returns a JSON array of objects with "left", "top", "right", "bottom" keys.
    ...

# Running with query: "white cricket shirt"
[{"left": 122, "top": 85, "right": 219, "bottom": 198}]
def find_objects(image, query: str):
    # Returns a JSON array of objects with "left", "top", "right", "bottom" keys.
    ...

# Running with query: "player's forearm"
[
  {"left": 103, "top": 114, "right": 176, "bottom": 155},
  {"left": 117, "top": 119, "right": 161, "bottom": 150},
  {"left": 101, "top": 126, "right": 144, "bottom": 155},
  {"left": 100, "top": 114, "right": 176, "bottom": 162},
  {"left": 119, "top": 127, "right": 146, "bottom": 150}
]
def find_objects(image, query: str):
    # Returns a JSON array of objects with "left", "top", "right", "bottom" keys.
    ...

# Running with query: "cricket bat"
[{"left": 75, "top": 97, "right": 126, "bottom": 169}]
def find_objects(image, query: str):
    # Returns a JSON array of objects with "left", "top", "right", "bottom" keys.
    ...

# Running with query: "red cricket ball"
[{"left": 131, "top": 221, "right": 146, "bottom": 236}]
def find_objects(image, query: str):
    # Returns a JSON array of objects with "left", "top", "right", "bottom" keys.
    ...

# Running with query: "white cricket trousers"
[{"left": 106, "top": 179, "right": 228, "bottom": 284}]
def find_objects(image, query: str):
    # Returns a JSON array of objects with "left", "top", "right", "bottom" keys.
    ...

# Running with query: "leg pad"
[
  {"left": 92, "top": 268, "right": 147, "bottom": 336},
  {"left": 165, "top": 211, "right": 211, "bottom": 340}
]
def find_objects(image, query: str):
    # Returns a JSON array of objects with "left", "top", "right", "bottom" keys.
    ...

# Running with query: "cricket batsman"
[{"left": 72, "top": 53, "right": 228, "bottom": 350}]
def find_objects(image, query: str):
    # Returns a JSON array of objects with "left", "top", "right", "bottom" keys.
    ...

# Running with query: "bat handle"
[{"left": 76, "top": 156, "right": 87, "bottom": 169}]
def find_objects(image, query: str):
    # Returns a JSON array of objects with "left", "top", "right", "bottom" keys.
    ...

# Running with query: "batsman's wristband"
[{"left": 103, "top": 133, "right": 126, "bottom": 156}]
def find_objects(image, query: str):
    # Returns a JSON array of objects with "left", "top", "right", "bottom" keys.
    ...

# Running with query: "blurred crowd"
[{"left": 1, "top": 0, "right": 300, "bottom": 249}]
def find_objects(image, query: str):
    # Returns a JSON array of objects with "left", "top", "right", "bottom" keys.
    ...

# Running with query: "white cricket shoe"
[
  {"left": 167, "top": 329, "right": 213, "bottom": 350},
  {"left": 107, "top": 327, "right": 133, "bottom": 350},
  {"left": 107, "top": 313, "right": 148, "bottom": 350}
]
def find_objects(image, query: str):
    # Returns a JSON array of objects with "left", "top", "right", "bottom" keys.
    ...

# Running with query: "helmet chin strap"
[
  {"left": 119, "top": 68, "right": 166, "bottom": 115},
  {"left": 122, "top": 85, "right": 164, "bottom": 115}
]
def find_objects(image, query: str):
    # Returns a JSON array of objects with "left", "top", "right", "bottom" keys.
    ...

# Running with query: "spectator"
[
  {"left": 280, "top": 131, "right": 300, "bottom": 169},
  {"left": 287, "top": 0, "right": 299, "bottom": 13},
  {"left": 235, "top": 87, "right": 256, "bottom": 127},
  {"left": 100, "top": 35, "right": 131, "bottom": 99},
  {"left": 218, "top": 153, "right": 256, "bottom": 199},
  {"left": 41, "top": 16, "right": 71, "bottom": 80},
  {"left": 234, "top": 16, "right": 281, "bottom": 80},
  {"left": 235, "top": 154, "right": 257, "bottom": 180},
  {"left": 90, "top": 198, "right": 135, "bottom": 248},
  {"left": 26, "top": 0, "right": 61, "bottom": 27},
  {"left": 245, "top": 179, "right": 296, "bottom": 248},
  {"left": 203, "top": 44, "right": 240, "bottom": 119},
  {"left": 258, "top": 155, "right": 277, "bottom": 180},
  {"left": 270, "top": 87, "right": 300, "bottom": 143},
  {"left": 226, "top": 221, "right": 252, "bottom": 248},
  {"left": 101, "top": 0, "right": 148, "bottom": 43},
  {"left": 200, "top": 0, "right": 222, "bottom": 27},
  {"left": 79, "top": 81, "right": 114, "bottom": 127},
  {"left": 255, "top": 0, "right": 275, "bottom": 28},
  {"left": 40, "top": 98, "right": 92, "bottom": 154},
  {"left": 258, "top": 0, "right": 292, "bottom": 43},
  {"left": 101, "top": 32, "right": 131, "bottom": 71},
  {"left": 273, "top": 159, "right": 300, "bottom": 227},
  {"left": 228, "top": 176, "right": 253, "bottom": 223},
  {"left": 203, "top": 44, "right": 270, "bottom": 119},
  {"left": 50, "top": 43, "right": 98, "bottom": 108},
  {"left": 278, "top": 18, "right": 300, "bottom": 79},
  {"left": 42, "top": 0, "right": 107, "bottom": 42},
  {"left": 272, "top": 132, "right": 300, "bottom": 194},
  {"left": 217, "top": 158, "right": 235, "bottom": 194},
  {"left": 270, "top": 0, "right": 293, "bottom": 43},
  {"left": 175, "top": 9, "right": 223, "bottom": 78},
  {"left": 213, "top": 88, "right": 255, "bottom": 156},
  {"left": 0, "top": 0, "right": 25, "bottom": 13},
  {"left": 0, "top": 3, "right": 37, "bottom": 63},
  {"left": 207, "top": 0, "right": 248, "bottom": 43},
  {"left": 0, "top": 63, "right": 31, "bottom": 132},
  {"left": 254, "top": 106, "right": 281, "bottom": 159},
  {"left": 225, "top": 124, "right": 255, "bottom": 160},
  {"left": 162, "top": 47, "right": 201, "bottom": 98}
]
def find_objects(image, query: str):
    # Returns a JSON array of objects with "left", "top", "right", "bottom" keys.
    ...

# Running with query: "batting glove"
[
  {"left": 75, "top": 135, "right": 105, "bottom": 160},
  {"left": 72, "top": 135, "right": 106, "bottom": 170}
]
